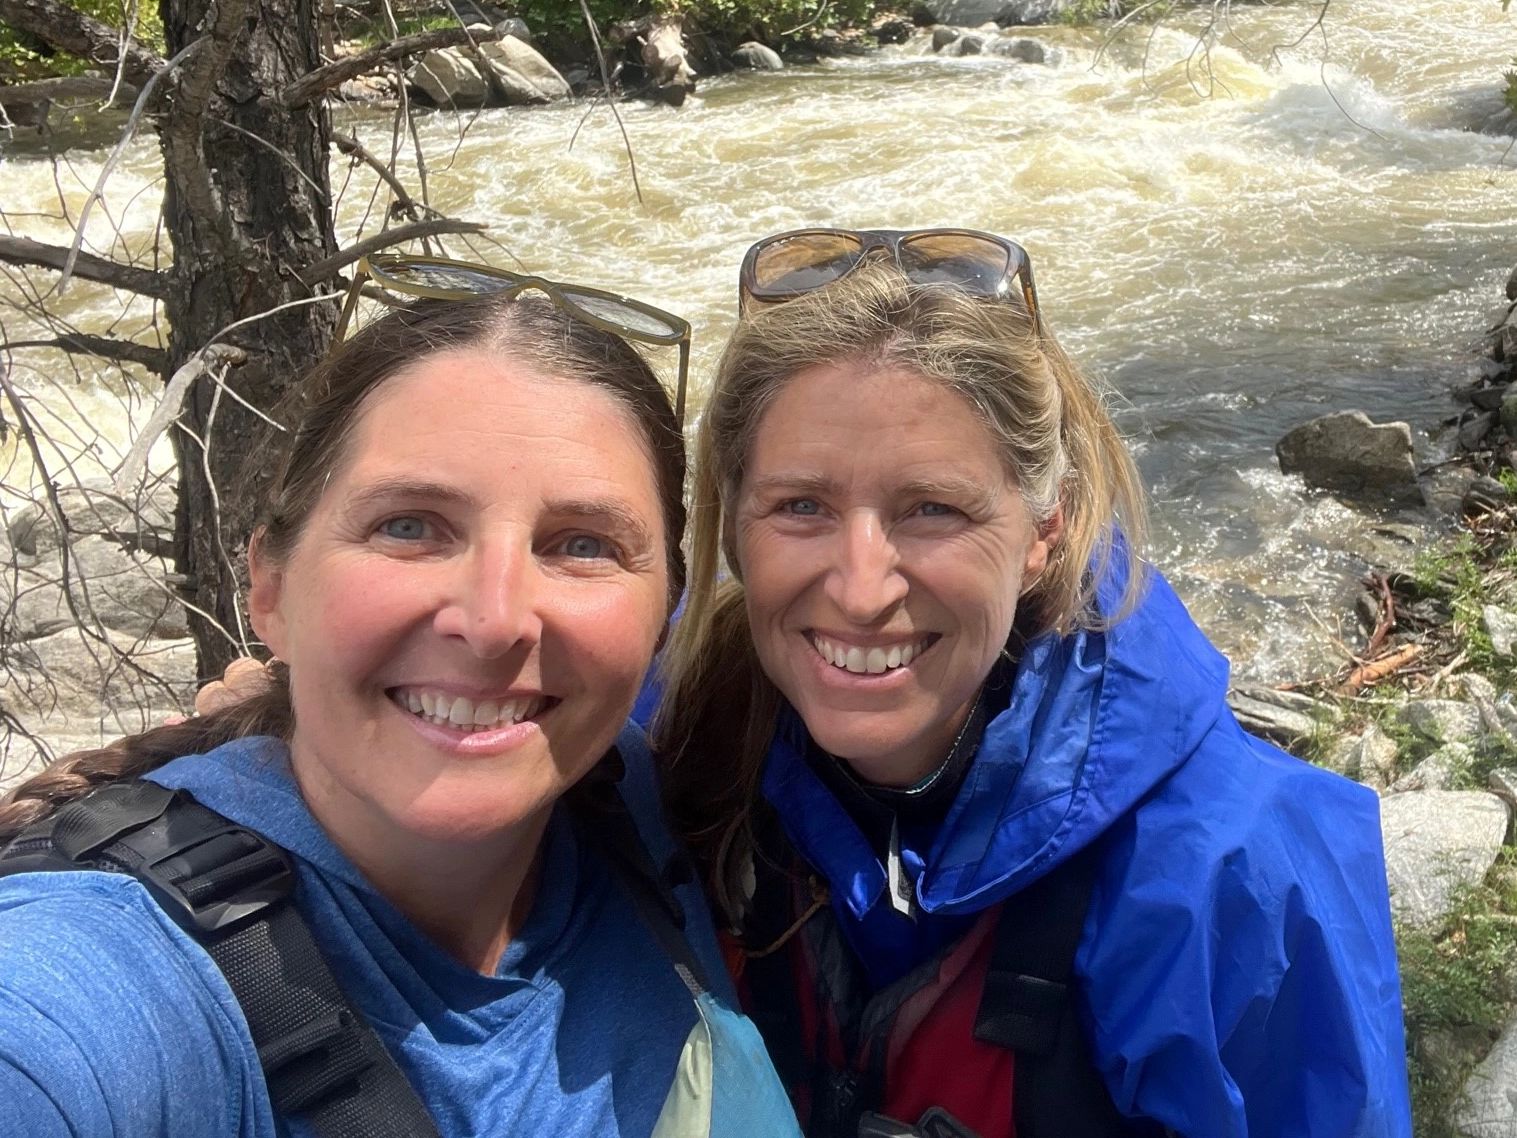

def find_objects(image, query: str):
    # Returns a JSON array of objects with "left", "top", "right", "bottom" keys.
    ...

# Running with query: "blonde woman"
[{"left": 654, "top": 230, "right": 1411, "bottom": 1138}]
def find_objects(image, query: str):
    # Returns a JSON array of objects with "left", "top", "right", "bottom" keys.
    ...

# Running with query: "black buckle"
[
  {"left": 859, "top": 1108, "right": 982, "bottom": 1138},
  {"left": 138, "top": 826, "right": 295, "bottom": 935}
]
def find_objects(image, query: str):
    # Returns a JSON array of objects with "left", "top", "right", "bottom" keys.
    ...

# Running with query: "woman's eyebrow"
[
  {"left": 343, "top": 478, "right": 476, "bottom": 509},
  {"left": 744, "top": 472, "right": 840, "bottom": 496}
]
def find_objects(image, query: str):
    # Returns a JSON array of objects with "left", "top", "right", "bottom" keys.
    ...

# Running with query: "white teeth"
[
  {"left": 812, "top": 635, "right": 929, "bottom": 675},
  {"left": 394, "top": 689, "right": 546, "bottom": 731}
]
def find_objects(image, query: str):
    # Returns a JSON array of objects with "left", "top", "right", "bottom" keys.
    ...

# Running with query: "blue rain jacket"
[{"left": 759, "top": 566, "right": 1413, "bottom": 1138}]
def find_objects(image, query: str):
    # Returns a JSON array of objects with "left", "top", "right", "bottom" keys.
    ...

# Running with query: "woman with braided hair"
[{"left": 0, "top": 271, "right": 799, "bottom": 1138}]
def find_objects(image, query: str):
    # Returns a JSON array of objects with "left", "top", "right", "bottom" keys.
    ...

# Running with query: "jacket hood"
[{"left": 762, "top": 562, "right": 1234, "bottom": 919}]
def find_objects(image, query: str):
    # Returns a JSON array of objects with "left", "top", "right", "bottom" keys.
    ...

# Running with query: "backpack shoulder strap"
[
  {"left": 0, "top": 780, "right": 442, "bottom": 1138},
  {"left": 974, "top": 841, "right": 1154, "bottom": 1138}
]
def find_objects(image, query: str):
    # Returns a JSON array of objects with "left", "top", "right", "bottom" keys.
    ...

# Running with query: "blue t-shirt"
[{"left": 0, "top": 730, "right": 751, "bottom": 1137}]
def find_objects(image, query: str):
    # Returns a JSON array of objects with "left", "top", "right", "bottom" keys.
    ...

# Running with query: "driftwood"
[{"left": 1337, "top": 642, "right": 1424, "bottom": 695}]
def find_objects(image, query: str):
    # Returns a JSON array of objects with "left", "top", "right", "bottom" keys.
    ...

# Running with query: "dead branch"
[
  {"left": 279, "top": 25, "right": 505, "bottom": 108},
  {"left": 0, "top": 75, "right": 141, "bottom": 107},
  {"left": 577, "top": 0, "right": 643, "bottom": 204},
  {"left": 112, "top": 343, "right": 246, "bottom": 494},
  {"left": 297, "top": 218, "right": 487, "bottom": 285},
  {"left": 0, "top": 0, "right": 164, "bottom": 89},
  {"left": 1362, "top": 572, "right": 1396, "bottom": 658},
  {"left": 332, "top": 132, "right": 439, "bottom": 222},
  {"left": 0, "top": 234, "right": 168, "bottom": 299},
  {"left": 1337, "top": 643, "right": 1423, "bottom": 696},
  {"left": 2, "top": 333, "right": 166, "bottom": 371}
]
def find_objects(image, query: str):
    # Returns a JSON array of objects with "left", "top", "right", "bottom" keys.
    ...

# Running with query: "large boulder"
[
  {"left": 1275, "top": 411, "right": 1422, "bottom": 508},
  {"left": 408, "top": 47, "right": 491, "bottom": 107},
  {"left": 1380, "top": 790, "right": 1510, "bottom": 928},
  {"left": 1454, "top": 1010, "right": 1517, "bottom": 1138},
  {"left": 914, "top": 0, "right": 1068, "bottom": 24},
  {"left": 732, "top": 42, "right": 784, "bottom": 71},
  {"left": 1227, "top": 684, "right": 1331, "bottom": 749},
  {"left": 477, "top": 33, "right": 570, "bottom": 103}
]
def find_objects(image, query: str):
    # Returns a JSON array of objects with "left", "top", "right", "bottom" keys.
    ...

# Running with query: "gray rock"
[
  {"left": 942, "top": 33, "right": 988, "bottom": 55},
  {"left": 1460, "top": 411, "right": 1498, "bottom": 451},
  {"left": 1490, "top": 769, "right": 1517, "bottom": 843},
  {"left": 1275, "top": 411, "right": 1422, "bottom": 508},
  {"left": 1486, "top": 606, "right": 1517, "bottom": 657},
  {"left": 987, "top": 36, "right": 1047, "bottom": 62},
  {"left": 1388, "top": 741, "right": 1474, "bottom": 793},
  {"left": 408, "top": 48, "right": 491, "bottom": 107},
  {"left": 1470, "top": 383, "right": 1510, "bottom": 412},
  {"left": 1228, "top": 685, "right": 1331, "bottom": 749},
  {"left": 1503, "top": 388, "right": 1517, "bottom": 435},
  {"left": 1508, "top": 263, "right": 1517, "bottom": 302},
  {"left": 1400, "top": 699, "right": 1484, "bottom": 745},
  {"left": 997, "top": 0, "right": 1068, "bottom": 21},
  {"left": 731, "top": 41, "right": 784, "bottom": 70},
  {"left": 874, "top": 17, "right": 914, "bottom": 44},
  {"left": 477, "top": 35, "right": 571, "bottom": 103},
  {"left": 1465, "top": 475, "right": 1513, "bottom": 516},
  {"left": 918, "top": 0, "right": 1015, "bottom": 22},
  {"left": 3, "top": 534, "right": 187, "bottom": 642},
  {"left": 1325, "top": 721, "right": 1399, "bottom": 788},
  {"left": 1380, "top": 790, "right": 1510, "bottom": 927},
  {"left": 931, "top": 25, "right": 963, "bottom": 49},
  {"left": 1453, "top": 1008, "right": 1517, "bottom": 1138},
  {"left": 8, "top": 480, "right": 174, "bottom": 559}
]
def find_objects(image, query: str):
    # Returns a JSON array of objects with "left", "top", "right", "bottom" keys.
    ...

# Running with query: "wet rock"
[
  {"left": 987, "top": 36, "right": 1047, "bottom": 62},
  {"left": 732, "top": 42, "right": 784, "bottom": 70},
  {"left": 1508, "top": 263, "right": 1517, "bottom": 302},
  {"left": 1380, "top": 790, "right": 1510, "bottom": 927},
  {"left": 1324, "top": 722, "right": 1399, "bottom": 788},
  {"left": 409, "top": 48, "right": 491, "bottom": 107},
  {"left": 1227, "top": 685, "right": 1330, "bottom": 749},
  {"left": 1388, "top": 741, "right": 1473, "bottom": 793},
  {"left": 943, "top": 33, "right": 988, "bottom": 55},
  {"left": 1460, "top": 411, "right": 1498, "bottom": 451},
  {"left": 640, "top": 16, "right": 698, "bottom": 102},
  {"left": 932, "top": 25, "right": 963, "bottom": 49},
  {"left": 1470, "top": 383, "right": 1510, "bottom": 411},
  {"left": 1464, "top": 475, "right": 1513, "bottom": 516},
  {"left": 1484, "top": 605, "right": 1517, "bottom": 657},
  {"left": 1454, "top": 1009, "right": 1517, "bottom": 1138},
  {"left": 1400, "top": 699, "right": 1484, "bottom": 745},
  {"left": 1275, "top": 411, "right": 1422, "bottom": 508},
  {"left": 874, "top": 17, "right": 915, "bottom": 44},
  {"left": 477, "top": 34, "right": 571, "bottom": 103}
]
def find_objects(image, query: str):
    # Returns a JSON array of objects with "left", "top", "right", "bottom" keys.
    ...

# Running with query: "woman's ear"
[
  {"left": 1022, "top": 502, "right": 1066, "bottom": 590},
  {"left": 247, "top": 531, "right": 288, "bottom": 658}
]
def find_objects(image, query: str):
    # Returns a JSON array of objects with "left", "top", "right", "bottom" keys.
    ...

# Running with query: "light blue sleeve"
[
  {"left": 0, "top": 872, "right": 276, "bottom": 1138},
  {"left": 1081, "top": 736, "right": 1413, "bottom": 1138}
]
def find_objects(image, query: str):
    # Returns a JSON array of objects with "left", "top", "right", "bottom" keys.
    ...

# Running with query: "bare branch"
[
  {"left": 332, "top": 132, "right": 439, "bottom": 221},
  {"left": 112, "top": 343, "right": 247, "bottom": 494},
  {"left": 0, "top": 0, "right": 164, "bottom": 88},
  {"left": 279, "top": 25, "right": 505, "bottom": 108},
  {"left": 0, "top": 76, "right": 141, "bottom": 107},
  {"left": 297, "top": 218, "right": 487, "bottom": 285},
  {"left": 577, "top": 0, "right": 643, "bottom": 204},
  {"left": 3, "top": 333, "right": 166, "bottom": 371},
  {"left": 59, "top": 37, "right": 205, "bottom": 295},
  {"left": 0, "top": 234, "right": 168, "bottom": 299}
]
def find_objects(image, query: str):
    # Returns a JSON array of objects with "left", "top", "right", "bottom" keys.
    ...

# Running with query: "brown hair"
[
  {"left": 653, "top": 262, "right": 1147, "bottom": 924},
  {"left": 0, "top": 292, "right": 687, "bottom": 841}
]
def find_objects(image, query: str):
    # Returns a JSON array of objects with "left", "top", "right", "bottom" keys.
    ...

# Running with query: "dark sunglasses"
[
  {"left": 738, "top": 227, "right": 1040, "bottom": 330},
  {"left": 336, "top": 253, "right": 691, "bottom": 424}
]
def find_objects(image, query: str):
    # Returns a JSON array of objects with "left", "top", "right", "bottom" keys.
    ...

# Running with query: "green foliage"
[
  {"left": 1399, "top": 851, "right": 1517, "bottom": 1136},
  {"left": 1, "top": 0, "right": 164, "bottom": 81},
  {"left": 508, "top": 0, "right": 878, "bottom": 60},
  {"left": 1505, "top": 66, "right": 1517, "bottom": 116},
  {"left": 1410, "top": 532, "right": 1517, "bottom": 689}
]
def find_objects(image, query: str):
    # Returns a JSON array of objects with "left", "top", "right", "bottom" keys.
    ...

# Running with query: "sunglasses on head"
[
  {"left": 738, "top": 227, "right": 1040, "bottom": 329},
  {"left": 336, "top": 253, "right": 691, "bottom": 425}
]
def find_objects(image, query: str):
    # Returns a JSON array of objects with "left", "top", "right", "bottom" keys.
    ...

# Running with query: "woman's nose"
[
  {"left": 433, "top": 540, "right": 542, "bottom": 658},
  {"left": 823, "top": 513, "right": 907, "bottom": 622}
]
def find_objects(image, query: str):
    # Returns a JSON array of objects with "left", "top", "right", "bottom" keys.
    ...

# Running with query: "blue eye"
[
  {"left": 918, "top": 502, "right": 955, "bottom": 517},
  {"left": 379, "top": 516, "right": 429, "bottom": 540},
  {"left": 784, "top": 499, "right": 821, "bottom": 516},
  {"left": 563, "top": 534, "right": 609, "bottom": 559}
]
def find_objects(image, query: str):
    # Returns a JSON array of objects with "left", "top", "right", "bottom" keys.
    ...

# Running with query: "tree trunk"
[{"left": 156, "top": 0, "right": 339, "bottom": 677}]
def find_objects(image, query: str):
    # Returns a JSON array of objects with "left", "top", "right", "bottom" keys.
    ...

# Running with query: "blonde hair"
[{"left": 653, "top": 262, "right": 1147, "bottom": 923}]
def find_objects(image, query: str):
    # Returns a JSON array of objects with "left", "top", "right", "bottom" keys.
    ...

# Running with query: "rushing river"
[{"left": 2, "top": 0, "right": 1514, "bottom": 683}]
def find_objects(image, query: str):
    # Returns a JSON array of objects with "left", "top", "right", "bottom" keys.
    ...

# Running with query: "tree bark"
[{"left": 156, "top": 0, "right": 339, "bottom": 675}]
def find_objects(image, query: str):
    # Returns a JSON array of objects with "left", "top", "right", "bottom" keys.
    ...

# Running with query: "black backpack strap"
[
  {"left": 973, "top": 842, "right": 1153, "bottom": 1138},
  {"left": 1, "top": 780, "right": 442, "bottom": 1138}
]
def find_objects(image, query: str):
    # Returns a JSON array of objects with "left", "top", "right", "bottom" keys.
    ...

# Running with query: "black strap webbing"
[
  {"left": 2, "top": 781, "right": 442, "bottom": 1138},
  {"left": 974, "top": 843, "right": 1151, "bottom": 1138}
]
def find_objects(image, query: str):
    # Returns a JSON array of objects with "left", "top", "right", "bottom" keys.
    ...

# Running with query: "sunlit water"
[{"left": 2, "top": 0, "right": 1513, "bottom": 681}]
